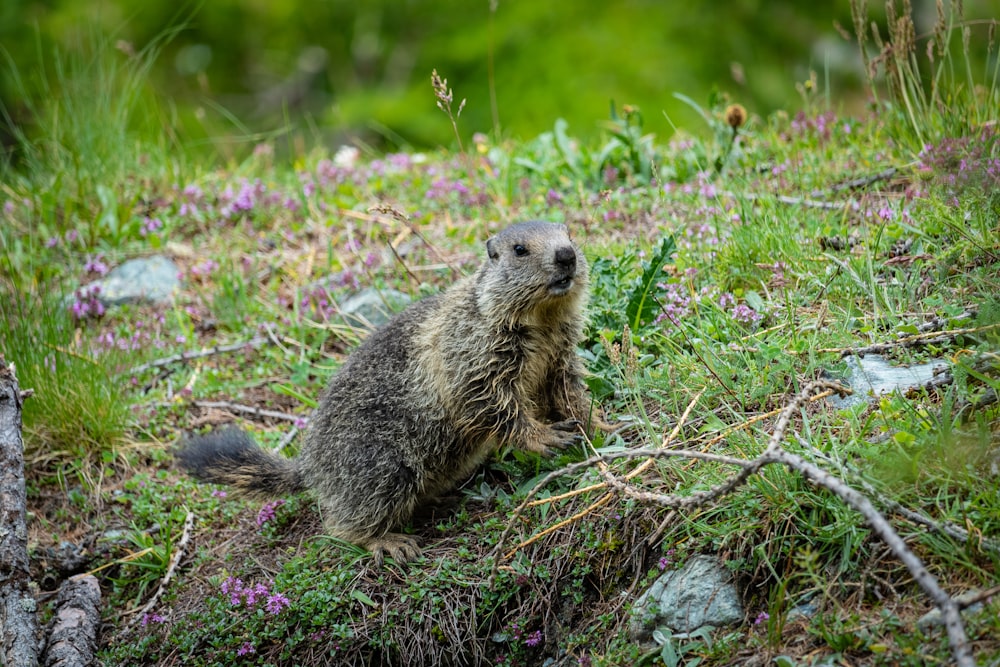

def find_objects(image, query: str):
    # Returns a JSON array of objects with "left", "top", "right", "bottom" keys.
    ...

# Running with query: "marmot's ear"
[{"left": 486, "top": 237, "right": 499, "bottom": 260}]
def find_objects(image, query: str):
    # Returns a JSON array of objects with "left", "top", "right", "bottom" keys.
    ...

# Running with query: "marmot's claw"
[
  {"left": 550, "top": 419, "right": 582, "bottom": 432},
  {"left": 368, "top": 533, "right": 422, "bottom": 567},
  {"left": 544, "top": 425, "right": 582, "bottom": 453}
]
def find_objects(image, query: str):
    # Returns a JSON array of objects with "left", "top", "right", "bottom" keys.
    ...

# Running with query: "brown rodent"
[{"left": 177, "top": 221, "right": 602, "bottom": 564}]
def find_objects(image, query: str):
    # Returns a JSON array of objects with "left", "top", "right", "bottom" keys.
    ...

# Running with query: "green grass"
[
  {"left": 0, "top": 290, "right": 135, "bottom": 473},
  {"left": 2, "top": 3, "right": 999, "bottom": 666}
]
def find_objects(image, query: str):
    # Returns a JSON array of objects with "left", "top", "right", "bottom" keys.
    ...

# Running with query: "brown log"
[
  {"left": 41, "top": 576, "right": 101, "bottom": 667},
  {"left": 0, "top": 358, "right": 40, "bottom": 667}
]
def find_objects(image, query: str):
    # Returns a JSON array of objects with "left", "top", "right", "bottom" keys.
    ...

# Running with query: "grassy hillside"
[{"left": 1, "top": 4, "right": 998, "bottom": 666}]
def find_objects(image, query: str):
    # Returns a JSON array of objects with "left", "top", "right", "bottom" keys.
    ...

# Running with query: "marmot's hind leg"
[{"left": 318, "top": 488, "right": 422, "bottom": 565}]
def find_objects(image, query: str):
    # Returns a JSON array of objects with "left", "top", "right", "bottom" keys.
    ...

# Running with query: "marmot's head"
[{"left": 478, "top": 221, "right": 588, "bottom": 328}]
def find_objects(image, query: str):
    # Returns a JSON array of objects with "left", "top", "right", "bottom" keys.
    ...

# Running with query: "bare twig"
[
  {"left": 794, "top": 434, "right": 1000, "bottom": 554},
  {"left": 727, "top": 191, "right": 856, "bottom": 210},
  {"left": 275, "top": 426, "right": 301, "bottom": 454},
  {"left": 811, "top": 166, "right": 899, "bottom": 196},
  {"left": 527, "top": 388, "right": 705, "bottom": 509},
  {"left": 771, "top": 448, "right": 972, "bottom": 665},
  {"left": 815, "top": 322, "right": 999, "bottom": 356},
  {"left": 192, "top": 400, "right": 305, "bottom": 424},
  {"left": 489, "top": 380, "right": 976, "bottom": 667},
  {"left": 129, "top": 336, "right": 268, "bottom": 375},
  {"left": 121, "top": 511, "right": 195, "bottom": 636}
]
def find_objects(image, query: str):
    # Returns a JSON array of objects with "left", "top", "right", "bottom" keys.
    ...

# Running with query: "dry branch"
[
  {"left": 490, "top": 380, "right": 977, "bottom": 667},
  {"left": 192, "top": 401, "right": 306, "bottom": 424},
  {"left": 41, "top": 575, "right": 101, "bottom": 667},
  {"left": 0, "top": 359, "right": 40, "bottom": 667},
  {"left": 121, "top": 511, "right": 195, "bottom": 636},
  {"left": 815, "top": 322, "right": 999, "bottom": 356},
  {"left": 728, "top": 191, "right": 855, "bottom": 210},
  {"left": 812, "top": 166, "right": 899, "bottom": 195},
  {"left": 128, "top": 336, "right": 269, "bottom": 375}
]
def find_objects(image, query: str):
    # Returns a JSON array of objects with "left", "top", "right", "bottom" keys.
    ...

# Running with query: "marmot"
[{"left": 177, "top": 221, "right": 601, "bottom": 564}]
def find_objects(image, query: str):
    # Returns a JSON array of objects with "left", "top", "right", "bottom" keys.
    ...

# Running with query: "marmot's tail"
[{"left": 176, "top": 427, "right": 304, "bottom": 498}]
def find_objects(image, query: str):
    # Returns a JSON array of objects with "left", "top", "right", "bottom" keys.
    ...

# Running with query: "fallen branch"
[
  {"left": 490, "top": 380, "right": 976, "bottom": 667},
  {"left": 527, "top": 388, "right": 834, "bottom": 510},
  {"left": 41, "top": 575, "right": 101, "bottom": 667},
  {"left": 814, "top": 322, "right": 999, "bottom": 357},
  {"left": 275, "top": 426, "right": 301, "bottom": 454},
  {"left": 728, "top": 191, "right": 855, "bottom": 210},
  {"left": 129, "top": 336, "right": 269, "bottom": 375},
  {"left": 811, "top": 166, "right": 899, "bottom": 196},
  {"left": 121, "top": 511, "right": 195, "bottom": 636},
  {"left": 793, "top": 434, "right": 1000, "bottom": 554},
  {"left": 0, "top": 358, "right": 40, "bottom": 667},
  {"left": 192, "top": 400, "right": 306, "bottom": 424}
]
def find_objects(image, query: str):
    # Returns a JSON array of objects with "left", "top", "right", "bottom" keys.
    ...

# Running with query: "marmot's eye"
[{"left": 513, "top": 244, "right": 528, "bottom": 256}]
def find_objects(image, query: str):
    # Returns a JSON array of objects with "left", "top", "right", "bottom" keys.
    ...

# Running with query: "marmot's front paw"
[{"left": 522, "top": 420, "right": 582, "bottom": 456}]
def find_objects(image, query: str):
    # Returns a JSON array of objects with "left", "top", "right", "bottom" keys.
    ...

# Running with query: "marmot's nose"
[{"left": 554, "top": 246, "right": 576, "bottom": 272}]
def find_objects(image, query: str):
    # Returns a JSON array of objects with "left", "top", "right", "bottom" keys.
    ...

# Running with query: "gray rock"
[
  {"left": 629, "top": 555, "right": 744, "bottom": 640},
  {"left": 340, "top": 287, "right": 411, "bottom": 329},
  {"left": 827, "top": 354, "right": 948, "bottom": 409},
  {"left": 916, "top": 590, "right": 984, "bottom": 630},
  {"left": 786, "top": 599, "right": 820, "bottom": 622},
  {"left": 87, "top": 255, "right": 180, "bottom": 306}
]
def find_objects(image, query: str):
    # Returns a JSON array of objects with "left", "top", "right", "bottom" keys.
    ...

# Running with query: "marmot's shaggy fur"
[{"left": 177, "top": 221, "right": 601, "bottom": 563}]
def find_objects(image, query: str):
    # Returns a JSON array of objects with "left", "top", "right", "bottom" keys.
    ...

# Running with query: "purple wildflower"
[
  {"left": 257, "top": 499, "right": 286, "bottom": 527},
  {"left": 265, "top": 592, "right": 291, "bottom": 615},
  {"left": 731, "top": 304, "right": 762, "bottom": 324},
  {"left": 525, "top": 630, "right": 543, "bottom": 647},
  {"left": 754, "top": 611, "right": 770, "bottom": 625},
  {"left": 221, "top": 577, "right": 245, "bottom": 606},
  {"left": 140, "top": 217, "right": 163, "bottom": 237},
  {"left": 244, "top": 582, "right": 269, "bottom": 606},
  {"left": 140, "top": 612, "right": 166, "bottom": 626},
  {"left": 70, "top": 285, "right": 105, "bottom": 321},
  {"left": 236, "top": 642, "right": 255, "bottom": 656},
  {"left": 84, "top": 254, "right": 109, "bottom": 276},
  {"left": 190, "top": 259, "right": 219, "bottom": 277}
]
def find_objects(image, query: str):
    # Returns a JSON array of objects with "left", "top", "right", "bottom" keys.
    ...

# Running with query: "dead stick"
[
  {"left": 0, "top": 359, "right": 40, "bottom": 667},
  {"left": 129, "top": 337, "right": 269, "bottom": 375},
  {"left": 811, "top": 323, "right": 999, "bottom": 356},
  {"left": 812, "top": 166, "right": 898, "bottom": 196},
  {"left": 491, "top": 380, "right": 974, "bottom": 667},
  {"left": 121, "top": 511, "right": 195, "bottom": 636},
  {"left": 192, "top": 400, "right": 306, "bottom": 424},
  {"left": 41, "top": 575, "right": 101, "bottom": 667},
  {"left": 771, "top": 448, "right": 972, "bottom": 666}
]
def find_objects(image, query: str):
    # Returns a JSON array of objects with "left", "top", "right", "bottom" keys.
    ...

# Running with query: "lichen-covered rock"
[
  {"left": 88, "top": 256, "right": 181, "bottom": 306},
  {"left": 629, "top": 555, "right": 744, "bottom": 640}
]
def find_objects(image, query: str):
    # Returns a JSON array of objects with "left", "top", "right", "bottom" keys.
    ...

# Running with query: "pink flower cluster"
[{"left": 220, "top": 576, "right": 292, "bottom": 615}]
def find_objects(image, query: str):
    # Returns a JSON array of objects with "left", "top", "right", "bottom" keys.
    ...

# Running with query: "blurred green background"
[{"left": 0, "top": 0, "right": 994, "bottom": 157}]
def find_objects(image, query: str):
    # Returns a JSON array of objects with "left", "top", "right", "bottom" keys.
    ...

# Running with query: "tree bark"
[
  {"left": 41, "top": 576, "right": 101, "bottom": 667},
  {"left": 0, "top": 359, "right": 40, "bottom": 667}
]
